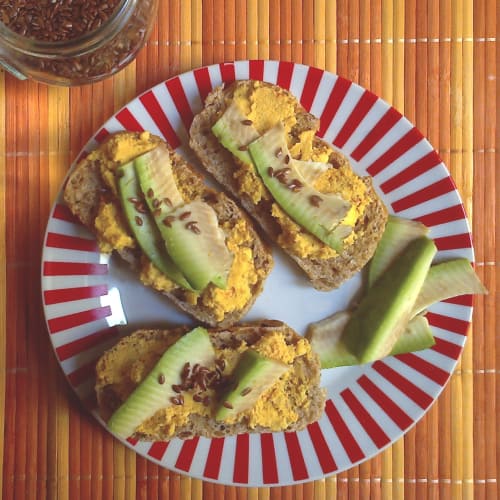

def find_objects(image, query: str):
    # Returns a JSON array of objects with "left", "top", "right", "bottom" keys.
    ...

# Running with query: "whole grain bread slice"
[
  {"left": 189, "top": 81, "right": 388, "bottom": 290},
  {"left": 63, "top": 131, "right": 273, "bottom": 327},
  {"left": 95, "top": 320, "right": 326, "bottom": 440}
]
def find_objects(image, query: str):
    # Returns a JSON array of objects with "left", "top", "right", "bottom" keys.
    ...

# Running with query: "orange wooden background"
[{"left": 0, "top": 1, "right": 498, "bottom": 498}]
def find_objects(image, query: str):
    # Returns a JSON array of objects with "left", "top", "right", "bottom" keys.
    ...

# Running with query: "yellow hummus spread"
[{"left": 227, "top": 80, "right": 370, "bottom": 259}]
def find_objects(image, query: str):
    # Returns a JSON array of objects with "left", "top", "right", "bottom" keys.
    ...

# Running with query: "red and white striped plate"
[{"left": 41, "top": 61, "right": 474, "bottom": 486}]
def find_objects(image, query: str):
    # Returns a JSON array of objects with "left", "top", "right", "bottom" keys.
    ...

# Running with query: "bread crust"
[
  {"left": 63, "top": 132, "right": 273, "bottom": 327},
  {"left": 189, "top": 81, "right": 388, "bottom": 290},
  {"left": 95, "top": 320, "right": 326, "bottom": 440}
]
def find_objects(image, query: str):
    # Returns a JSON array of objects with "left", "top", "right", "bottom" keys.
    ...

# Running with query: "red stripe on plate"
[
  {"left": 52, "top": 204, "right": 80, "bottom": 224},
  {"left": 357, "top": 375, "right": 413, "bottom": 430},
  {"left": 426, "top": 312, "right": 470, "bottom": 335},
  {"left": 219, "top": 62, "right": 236, "bottom": 84},
  {"left": 43, "top": 261, "right": 108, "bottom": 276},
  {"left": 333, "top": 91, "right": 378, "bottom": 148},
  {"left": 395, "top": 352, "right": 450, "bottom": 385},
  {"left": 260, "top": 433, "right": 279, "bottom": 484},
  {"left": 148, "top": 442, "right": 169, "bottom": 461},
  {"left": 307, "top": 422, "right": 337, "bottom": 473},
  {"left": 283, "top": 432, "right": 309, "bottom": 481},
  {"left": 249, "top": 59, "right": 265, "bottom": 81},
  {"left": 55, "top": 326, "right": 119, "bottom": 361},
  {"left": 341, "top": 389, "right": 390, "bottom": 448},
  {"left": 276, "top": 61, "right": 294, "bottom": 90},
  {"left": 366, "top": 127, "right": 423, "bottom": 177},
  {"left": 139, "top": 90, "right": 181, "bottom": 148},
  {"left": 44, "top": 284, "right": 108, "bottom": 305},
  {"left": 443, "top": 294, "right": 473, "bottom": 307},
  {"left": 372, "top": 361, "right": 434, "bottom": 409},
  {"left": 415, "top": 204, "right": 467, "bottom": 227},
  {"left": 127, "top": 437, "right": 139, "bottom": 446},
  {"left": 324, "top": 399, "right": 364, "bottom": 463},
  {"left": 48, "top": 306, "right": 112, "bottom": 334},
  {"left": 351, "top": 107, "right": 402, "bottom": 160},
  {"left": 94, "top": 127, "right": 110, "bottom": 143},
  {"left": 318, "top": 76, "right": 352, "bottom": 138},
  {"left": 434, "top": 233, "right": 472, "bottom": 251},
  {"left": 116, "top": 107, "right": 144, "bottom": 132},
  {"left": 46, "top": 232, "right": 99, "bottom": 252},
  {"left": 175, "top": 437, "right": 200, "bottom": 472},
  {"left": 431, "top": 337, "right": 463, "bottom": 360},
  {"left": 233, "top": 433, "right": 249, "bottom": 484},
  {"left": 391, "top": 177, "right": 456, "bottom": 213},
  {"left": 194, "top": 66, "right": 213, "bottom": 102},
  {"left": 203, "top": 437, "right": 224, "bottom": 480},
  {"left": 300, "top": 66, "right": 324, "bottom": 111},
  {"left": 67, "top": 361, "right": 95, "bottom": 387},
  {"left": 166, "top": 77, "right": 194, "bottom": 130},
  {"left": 380, "top": 150, "right": 442, "bottom": 194}
]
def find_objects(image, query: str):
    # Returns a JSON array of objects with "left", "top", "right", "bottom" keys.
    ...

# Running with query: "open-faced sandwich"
[
  {"left": 189, "top": 80, "right": 388, "bottom": 290},
  {"left": 95, "top": 320, "right": 326, "bottom": 440},
  {"left": 63, "top": 131, "right": 273, "bottom": 327}
]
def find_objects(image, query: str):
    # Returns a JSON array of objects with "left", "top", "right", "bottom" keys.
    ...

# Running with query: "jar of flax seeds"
[{"left": 0, "top": 0, "right": 158, "bottom": 86}]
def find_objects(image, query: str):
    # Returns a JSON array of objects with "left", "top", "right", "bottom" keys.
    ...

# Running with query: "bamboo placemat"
[{"left": 0, "top": 1, "right": 498, "bottom": 498}]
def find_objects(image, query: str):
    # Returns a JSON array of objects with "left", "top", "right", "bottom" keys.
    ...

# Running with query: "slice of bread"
[
  {"left": 63, "top": 131, "right": 273, "bottom": 327},
  {"left": 189, "top": 81, "right": 388, "bottom": 290},
  {"left": 95, "top": 320, "right": 326, "bottom": 440}
]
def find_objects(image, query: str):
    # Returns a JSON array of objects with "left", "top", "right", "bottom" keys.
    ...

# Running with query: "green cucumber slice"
[
  {"left": 412, "top": 258, "right": 487, "bottom": 315},
  {"left": 215, "top": 349, "right": 289, "bottom": 422},
  {"left": 211, "top": 102, "right": 260, "bottom": 164},
  {"left": 389, "top": 315, "right": 435, "bottom": 356},
  {"left": 134, "top": 144, "right": 184, "bottom": 220},
  {"left": 368, "top": 215, "right": 429, "bottom": 287},
  {"left": 107, "top": 327, "right": 215, "bottom": 439},
  {"left": 117, "top": 162, "right": 192, "bottom": 290},
  {"left": 160, "top": 200, "right": 233, "bottom": 291},
  {"left": 343, "top": 237, "right": 437, "bottom": 363}
]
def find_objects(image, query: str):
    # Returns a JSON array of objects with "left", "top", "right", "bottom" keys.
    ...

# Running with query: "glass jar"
[{"left": 0, "top": 0, "right": 158, "bottom": 86}]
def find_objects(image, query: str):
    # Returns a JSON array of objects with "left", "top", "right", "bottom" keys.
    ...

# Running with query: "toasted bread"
[
  {"left": 95, "top": 320, "right": 326, "bottom": 440},
  {"left": 189, "top": 81, "right": 388, "bottom": 290},
  {"left": 63, "top": 131, "right": 273, "bottom": 327}
]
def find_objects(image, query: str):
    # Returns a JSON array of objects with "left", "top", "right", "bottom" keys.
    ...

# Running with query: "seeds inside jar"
[{"left": 0, "top": 0, "right": 122, "bottom": 43}]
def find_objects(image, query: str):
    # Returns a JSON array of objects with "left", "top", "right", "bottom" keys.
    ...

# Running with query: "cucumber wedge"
[
  {"left": 211, "top": 102, "right": 260, "bottom": 164},
  {"left": 134, "top": 144, "right": 185, "bottom": 219},
  {"left": 117, "top": 162, "right": 192, "bottom": 290},
  {"left": 159, "top": 200, "right": 233, "bottom": 291},
  {"left": 306, "top": 311, "right": 357, "bottom": 368},
  {"left": 107, "top": 327, "right": 215, "bottom": 439},
  {"left": 389, "top": 315, "right": 435, "bottom": 356},
  {"left": 368, "top": 215, "right": 429, "bottom": 287},
  {"left": 412, "top": 258, "right": 487, "bottom": 315},
  {"left": 343, "top": 237, "right": 437, "bottom": 364},
  {"left": 215, "top": 349, "right": 289, "bottom": 422}
]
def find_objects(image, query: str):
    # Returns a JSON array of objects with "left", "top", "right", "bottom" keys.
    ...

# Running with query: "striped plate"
[{"left": 41, "top": 61, "right": 474, "bottom": 486}]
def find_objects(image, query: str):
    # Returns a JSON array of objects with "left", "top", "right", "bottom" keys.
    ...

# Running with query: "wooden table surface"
[{"left": 1, "top": 1, "right": 498, "bottom": 499}]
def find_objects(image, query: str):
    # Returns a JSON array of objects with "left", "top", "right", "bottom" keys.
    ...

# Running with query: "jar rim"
[{"left": 0, "top": 0, "right": 134, "bottom": 58}]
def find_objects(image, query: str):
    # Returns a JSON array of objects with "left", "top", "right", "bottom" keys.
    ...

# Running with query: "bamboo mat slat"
[{"left": 0, "top": 1, "right": 498, "bottom": 499}]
